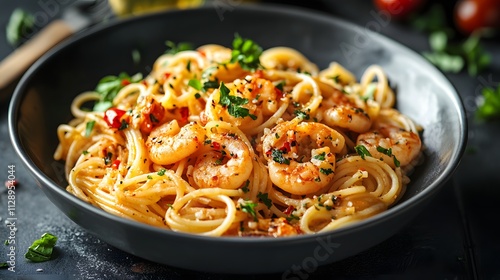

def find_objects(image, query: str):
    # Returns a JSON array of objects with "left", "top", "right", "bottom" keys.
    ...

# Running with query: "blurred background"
[{"left": 1, "top": 0, "right": 500, "bottom": 279}]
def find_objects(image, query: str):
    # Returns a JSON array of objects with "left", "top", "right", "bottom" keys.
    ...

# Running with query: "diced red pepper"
[
  {"left": 180, "top": 107, "right": 189, "bottom": 122},
  {"left": 112, "top": 160, "right": 121, "bottom": 170},
  {"left": 280, "top": 141, "right": 291, "bottom": 153},
  {"left": 104, "top": 108, "right": 127, "bottom": 129},
  {"left": 284, "top": 205, "right": 294, "bottom": 215},
  {"left": 212, "top": 141, "right": 221, "bottom": 150}
]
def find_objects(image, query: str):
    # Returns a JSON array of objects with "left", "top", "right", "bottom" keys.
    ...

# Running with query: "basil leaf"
[
  {"left": 24, "top": 233, "right": 58, "bottom": 262},
  {"left": 6, "top": 8, "right": 34, "bottom": 46}
]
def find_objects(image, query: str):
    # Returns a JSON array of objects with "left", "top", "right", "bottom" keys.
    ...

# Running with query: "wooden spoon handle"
[{"left": 0, "top": 20, "right": 74, "bottom": 99}]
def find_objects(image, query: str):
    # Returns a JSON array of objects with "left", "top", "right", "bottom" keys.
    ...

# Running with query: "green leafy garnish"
[
  {"left": 157, "top": 169, "right": 166, "bottom": 176},
  {"left": 0, "top": 262, "right": 8, "bottom": 269},
  {"left": 239, "top": 201, "right": 258, "bottom": 221},
  {"left": 188, "top": 79, "right": 202, "bottom": 91},
  {"left": 241, "top": 180, "right": 250, "bottom": 193},
  {"left": 219, "top": 82, "right": 257, "bottom": 119},
  {"left": 93, "top": 72, "right": 142, "bottom": 112},
  {"left": 354, "top": 145, "right": 372, "bottom": 160},
  {"left": 476, "top": 85, "right": 500, "bottom": 121},
  {"left": 376, "top": 146, "right": 401, "bottom": 167},
  {"left": 230, "top": 34, "right": 263, "bottom": 71},
  {"left": 271, "top": 149, "right": 290, "bottom": 165},
  {"left": 6, "top": 8, "right": 34, "bottom": 46},
  {"left": 294, "top": 109, "right": 310, "bottom": 120},
  {"left": 320, "top": 168, "right": 334, "bottom": 175},
  {"left": 257, "top": 192, "right": 272, "bottom": 209},
  {"left": 85, "top": 121, "right": 95, "bottom": 137},
  {"left": 313, "top": 152, "right": 326, "bottom": 161},
  {"left": 414, "top": 4, "right": 491, "bottom": 76},
  {"left": 165, "top": 40, "right": 193, "bottom": 54},
  {"left": 24, "top": 233, "right": 58, "bottom": 262}
]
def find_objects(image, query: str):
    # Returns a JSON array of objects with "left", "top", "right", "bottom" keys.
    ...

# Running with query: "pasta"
[{"left": 54, "top": 35, "right": 423, "bottom": 237}]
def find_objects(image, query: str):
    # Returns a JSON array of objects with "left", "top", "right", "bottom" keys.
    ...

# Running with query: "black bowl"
[{"left": 8, "top": 4, "right": 467, "bottom": 274}]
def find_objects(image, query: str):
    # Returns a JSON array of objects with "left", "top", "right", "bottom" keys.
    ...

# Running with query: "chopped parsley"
[
  {"left": 257, "top": 192, "right": 272, "bottom": 209},
  {"left": 376, "top": 146, "right": 401, "bottom": 167},
  {"left": 157, "top": 169, "right": 166, "bottom": 176},
  {"left": 93, "top": 72, "right": 142, "bottom": 112},
  {"left": 219, "top": 82, "right": 257, "bottom": 119},
  {"left": 320, "top": 168, "right": 334, "bottom": 175},
  {"left": 294, "top": 109, "right": 310, "bottom": 120},
  {"left": 241, "top": 180, "right": 250, "bottom": 193},
  {"left": 239, "top": 201, "right": 258, "bottom": 221},
  {"left": 85, "top": 120, "right": 95, "bottom": 137},
  {"left": 24, "top": 233, "right": 58, "bottom": 262},
  {"left": 314, "top": 152, "right": 326, "bottom": 161},
  {"left": 271, "top": 148, "right": 290, "bottom": 165},
  {"left": 476, "top": 85, "right": 500, "bottom": 121},
  {"left": 354, "top": 145, "right": 372, "bottom": 160},
  {"left": 165, "top": 40, "right": 193, "bottom": 54},
  {"left": 230, "top": 34, "right": 263, "bottom": 71}
]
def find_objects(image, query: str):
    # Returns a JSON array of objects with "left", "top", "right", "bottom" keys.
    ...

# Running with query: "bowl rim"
[{"left": 8, "top": 3, "right": 468, "bottom": 245}]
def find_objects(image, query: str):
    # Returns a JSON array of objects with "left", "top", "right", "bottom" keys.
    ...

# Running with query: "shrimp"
[
  {"left": 262, "top": 120, "right": 345, "bottom": 195},
  {"left": 192, "top": 133, "right": 253, "bottom": 189},
  {"left": 356, "top": 125, "right": 422, "bottom": 168},
  {"left": 321, "top": 89, "right": 372, "bottom": 133},
  {"left": 145, "top": 120, "right": 205, "bottom": 165}
]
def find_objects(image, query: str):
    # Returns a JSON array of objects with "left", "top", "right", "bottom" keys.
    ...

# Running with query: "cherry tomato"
[
  {"left": 104, "top": 108, "right": 127, "bottom": 129},
  {"left": 373, "top": 0, "right": 427, "bottom": 20},
  {"left": 454, "top": 0, "right": 500, "bottom": 35}
]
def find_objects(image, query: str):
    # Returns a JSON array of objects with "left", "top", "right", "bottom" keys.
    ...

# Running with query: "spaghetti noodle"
[{"left": 54, "top": 35, "right": 423, "bottom": 237}]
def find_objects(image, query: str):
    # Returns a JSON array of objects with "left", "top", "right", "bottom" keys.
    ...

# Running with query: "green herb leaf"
[
  {"left": 354, "top": 145, "right": 372, "bottom": 160},
  {"left": 313, "top": 152, "right": 326, "bottom": 161},
  {"left": 6, "top": 8, "right": 34, "bottom": 46},
  {"left": 0, "top": 262, "right": 8, "bottom": 269},
  {"left": 219, "top": 82, "right": 257, "bottom": 119},
  {"left": 93, "top": 72, "right": 142, "bottom": 112},
  {"left": 85, "top": 121, "right": 95, "bottom": 138},
  {"left": 188, "top": 79, "right": 202, "bottom": 91},
  {"left": 24, "top": 233, "right": 58, "bottom": 262},
  {"left": 271, "top": 149, "right": 290, "bottom": 165},
  {"left": 476, "top": 85, "right": 500, "bottom": 121},
  {"left": 239, "top": 201, "right": 258, "bottom": 221},
  {"left": 157, "top": 169, "right": 166, "bottom": 176},
  {"left": 230, "top": 34, "right": 263, "bottom": 71},
  {"left": 165, "top": 40, "right": 193, "bottom": 54},
  {"left": 257, "top": 192, "right": 273, "bottom": 209}
]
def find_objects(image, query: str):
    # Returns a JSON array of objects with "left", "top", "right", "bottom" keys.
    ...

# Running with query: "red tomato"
[
  {"left": 454, "top": 0, "right": 500, "bottom": 34},
  {"left": 373, "top": 0, "right": 426, "bottom": 19},
  {"left": 104, "top": 108, "right": 127, "bottom": 129}
]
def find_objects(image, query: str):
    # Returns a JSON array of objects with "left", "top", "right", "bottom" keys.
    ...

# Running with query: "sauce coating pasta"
[{"left": 54, "top": 36, "right": 423, "bottom": 237}]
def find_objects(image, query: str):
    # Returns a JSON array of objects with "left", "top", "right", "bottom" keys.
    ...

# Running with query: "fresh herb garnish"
[
  {"left": 241, "top": 180, "right": 250, "bottom": 193},
  {"left": 93, "top": 72, "right": 142, "bottom": 112},
  {"left": 314, "top": 152, "right": 326, "bottom": 161},
  {"left": 320, "top": 168, "right": 334, "bottom": 175},
  {"left": 376, "top": 146, "right": 401, "bottom": 167},
  {"left": 257, "top": 192, "right": 272, "bottom": 209},
  {"left": 413, "top": 4, "right": 491, "bottom": 76},
  {"left": 0, "top": 262, "right": 8, "bottom": 269},
  {"left": 157, "top": 169, "right": 166, "bottom": 176},
  {"left": 188, "top": 79, "right": 202, "bottom": 91},
  {"left": 24, "top": 233, "right": 58, "bottom": 262},
  {"left": 219, "top": 82, "right": 257, "bottom": 119},
  {"left": 476, "top": 85, "right": 500, "bottom": 121},
  {"left": 230, "top": 34, "right": 263, "bottom": 71},
  {"left": 165, "top": 40, "right": 193, "bottom": 54},
  {"left": 6, "top": 8, "right": 34, "bottom": 46},
  {"left": 271, "top": 149, "right": 290, "bottom": 165},
  {"left": 294, "top": 109, "right": 310, "bottom": 120},
  {"left": 239, "top": 201, "right": 258, "bottom": 221},
  {"left": 85, "top": 121, "right": 95, "bottom": 137},
  {"left": 354, "top": 145, "right": 372, "bottom": 160}
]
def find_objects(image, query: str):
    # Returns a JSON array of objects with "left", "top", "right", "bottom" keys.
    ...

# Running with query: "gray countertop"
[{"left": 1, "top": 0, "right": 499, "bottom": 279}]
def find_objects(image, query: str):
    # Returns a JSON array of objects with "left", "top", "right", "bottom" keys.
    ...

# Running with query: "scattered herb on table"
[
  {"left": 24, "top": 233, "right": 58, "bottom": 262},
  {"left": 476, "top": 85, "right": 500, "bottom": 121},
  {"left": 6, "top": 8, "right": 35, "bottom": 46}
]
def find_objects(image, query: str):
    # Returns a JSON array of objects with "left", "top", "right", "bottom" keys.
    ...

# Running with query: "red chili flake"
[
  {"left": 179, "top": 107, "right": 189, "bottom": 122},
  {"left": 5, "top": 180, "right": 18, "bottom": 188},
  {"left": 198, "top": 50, "right": 206, "bottom": 57},
  {"left": 212, "top": 141, "right": 221, "bottom": 150},
  {"left": 121, "top": 79, "right": 131, "bottom": 86},
  {"left": 141, "top": 80, "right": 148, "bottom": 87},
  {"left": 283, "top": 205, "right": 294, "bottom": 215},
  {"left": 254, "top": 69, "right": 264, "bottom": 78},
  {"left": 104, "top": 108, "right": 127, "bottom": 129},
  {"left": 163, "top": 72, "right": 171, "bottom": 80},
  {"left": 112, "top": 160, "right": 121, "bottom": 170},
  {"left": 265, "top": 149, "right": 272, "bottom": 156},
  {"left": 280, "top": 141, "right": 291, "bottom": 153}
]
